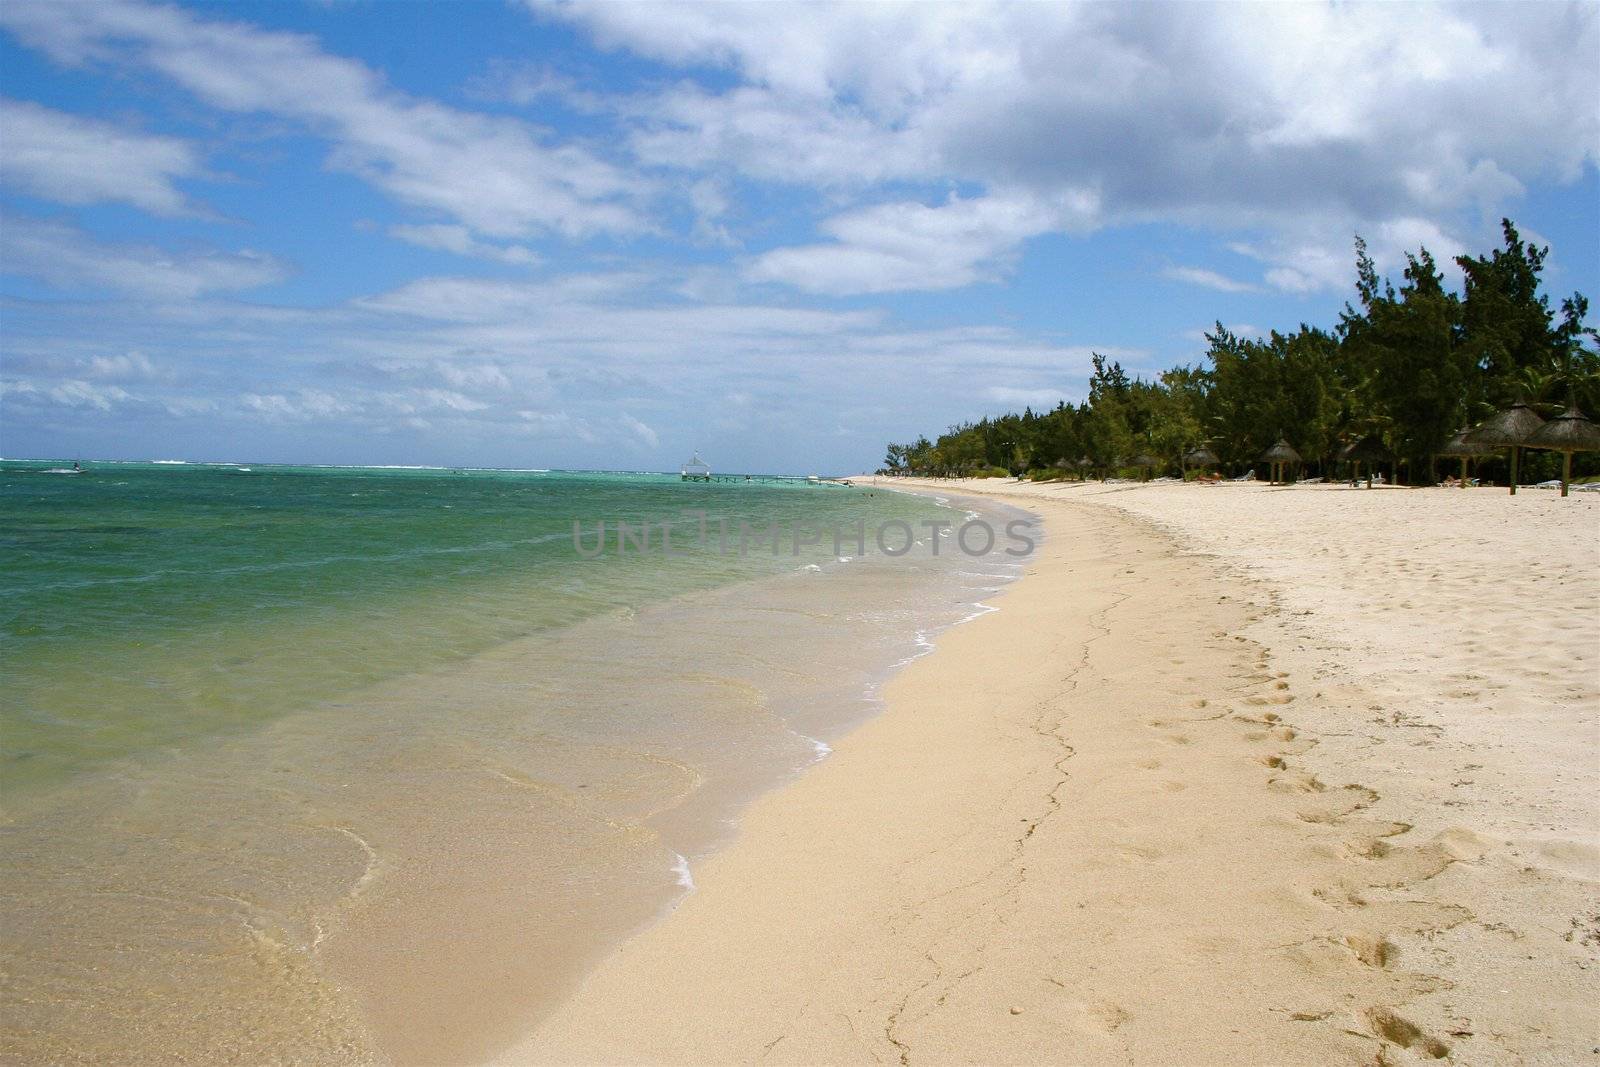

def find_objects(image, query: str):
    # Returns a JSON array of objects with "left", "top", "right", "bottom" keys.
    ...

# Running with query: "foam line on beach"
[{"left": 668, "top": 853, "right": 695, "bottom": 891}]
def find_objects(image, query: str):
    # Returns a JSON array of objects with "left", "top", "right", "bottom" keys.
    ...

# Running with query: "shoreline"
[{"left": 496, "top": 479, "right": 1599, "bottom": 1065}]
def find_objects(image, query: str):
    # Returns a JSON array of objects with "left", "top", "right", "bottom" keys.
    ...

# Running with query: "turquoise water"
[
  {"left": 0, "top": 461, "right": 929, "bottom": 793},
  {"left": 0, "top": 460, "right": 1028, "bottom": 1063}
]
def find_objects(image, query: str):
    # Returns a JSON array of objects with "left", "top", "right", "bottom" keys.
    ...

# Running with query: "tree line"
[{"left": 883, "top": 221, "right": 1599, "bottom": 485}]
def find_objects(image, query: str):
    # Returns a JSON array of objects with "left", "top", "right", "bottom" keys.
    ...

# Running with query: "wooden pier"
[
  {"left": 681, "top": 472, "right": 853, "bottom": 487},
  {"left": 679, "top": 451, "right": 851, "bottom": 487}
]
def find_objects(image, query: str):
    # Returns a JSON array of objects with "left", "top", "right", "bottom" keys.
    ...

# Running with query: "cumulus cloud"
[
  {"left": 46, "top": 379, "right": 136, "bottom": 411},
  {"left": 1230, "top": 215, "right": 1470, "bottom": 295},
  {"left": 747, "top": 190, "right": 1094, "bottom": 294},
  {"left": 0, "top": 215, "right": 287, "bottom": 298},
  {"left": 0, "top": 98, "right": 207, "bottom": 215},
  {"left": 0, "top": 0, "right": 646, "bottom": 239},
  {"left": 536, "top": 0, "right": 1598, "bottom": 292}
]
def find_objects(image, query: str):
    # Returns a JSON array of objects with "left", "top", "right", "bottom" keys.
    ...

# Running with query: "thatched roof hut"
[
  {"left": 1526, "top": 403, "right": 1600, "bottom": 453},
  {"left": 1436, "top": 427, "right": 1494, "bottom": 489},
  {"left": 1466, "top": 402, "right": 1545, "bottom": 447},
  {"left": 1466, "top": 402, "right": 1546, "bottom": 495},
  {"left": 1337, "top": 434, "right": 1390, "bottom": 488},
  {"left": 1128, "top": 452, "right": 1160, "bottom": 482},
  {"left": 1437, "top": 428, "right": 1495, "bottom": 458},
  {"left": 1258, "top": 438, "right": 1300, "bottom": 484},
  {"left": 1182, "top": 446, "right": 1219, "bottom": 468},
  {"left": 1525, "top": 403, "right": 1600, "bottom": 497},
  {"left": 1259, "top": 438, "right": 1301, "bottom": 465}
]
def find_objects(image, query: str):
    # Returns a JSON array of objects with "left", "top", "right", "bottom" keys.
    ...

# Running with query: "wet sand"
[{"left": 499, "top": 479, "right": 1599, "bottom": 1065}]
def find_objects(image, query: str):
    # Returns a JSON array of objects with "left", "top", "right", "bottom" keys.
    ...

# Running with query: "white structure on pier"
[{"left": 680, "top": 451, "right": 711, "bottom": 481}]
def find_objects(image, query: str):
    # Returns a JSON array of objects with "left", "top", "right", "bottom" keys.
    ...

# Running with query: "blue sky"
[{"left": 2, "top": 1, "right": 1596, "bottom": 473}]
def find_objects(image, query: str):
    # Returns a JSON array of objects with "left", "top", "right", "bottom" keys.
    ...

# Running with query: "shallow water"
[{"left": 0, "top": 462, "right": 1032, "bottom": 1062}]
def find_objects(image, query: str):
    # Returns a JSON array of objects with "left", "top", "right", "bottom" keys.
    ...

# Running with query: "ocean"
[{"left": 0, "top": 460, "right": 1032, "bottom": 1063}]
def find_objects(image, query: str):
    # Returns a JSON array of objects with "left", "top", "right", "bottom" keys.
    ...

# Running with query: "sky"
[{"left": 1, "top": 1, "right": 1597, "bottom": 474}]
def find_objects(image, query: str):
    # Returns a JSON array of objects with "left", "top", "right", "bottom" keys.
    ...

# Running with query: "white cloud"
[
  {"left": 621, "top": 412, "right": 659, "bottom": 448},
  {"left": 380, "top": 389, "right": 488, "bottom": 415},
  {"left": 0, "top": 215, "right": 287, "bottom": 298},
  {"left": 87, "top": 351, "right": 161, "bottom": 379},
  {"left": 47, "top": 379, "right": 135, "bottom": 411},
  {"left": 624, "top": 84, "right": 931, "bottom": 187},
  {"left": 518, "top": 409, "right": 597, "bottom": 443},
  {"left": 536, "top": 0, "right": 1598, "bottom": 291},
  {"left": 0, "top": 98, "right": 206, "bottom": 215},
  {"left": 0, "top": 0, "right": 646, "bottom": 240},
  {"left": 164, "top": 396, "right": 216, "bottom": 417},
  {"left": 1232, "top": 215, "right": 1469, "bottom": 295},
  {"left": 435, "top": 362, "right": 513, "bottom": 392},
  {"left": 747, "top": 190, "right": 1093, "bottom": 295},
  {"left": 242, "top": 390, "right": 354, "bottom": 421},
  {"left": 1162, "top": 266, "right": 1260, "bottom": 294},
  {"left": 388, "top": 225, "right": 541, "bottom": 266},
  {"left": 687, "top": 178, "right": 736, "bottom": 247}
]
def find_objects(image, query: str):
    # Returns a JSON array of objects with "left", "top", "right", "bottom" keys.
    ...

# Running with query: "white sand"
[{"left": 493, "top": 480, "right": 1599, "bottom": 1065}]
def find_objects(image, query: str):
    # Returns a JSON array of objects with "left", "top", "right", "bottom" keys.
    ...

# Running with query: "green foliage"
[
  {"left": 882, "top": 218, "right": 1597, "bottom": 487},
  {"left": 1343, "top": 248, "right": 1472, "bottom": 472}
]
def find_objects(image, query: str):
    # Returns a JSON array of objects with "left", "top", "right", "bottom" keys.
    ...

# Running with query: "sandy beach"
[{"left": 498, "top": 479, "right": 1599, "bottom": 1066}]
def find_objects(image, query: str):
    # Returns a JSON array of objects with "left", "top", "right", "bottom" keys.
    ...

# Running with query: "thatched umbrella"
[
  {"left": 1258, "top": 437, "right": 1301, "bottom": 485},
  {"left": 1182, "top": 446, "right": 1219, "bottom": 479},
  {"left": 1436, "top": 427, "right": 1495, "bottom": 490},
  {"left": 1340, "top": 434, "right": 1390, "bottom": 489},
  {"left": 1466, "top": 401, "right": 1546, "bottom": 495},
  {"left": 1075, "top": 455, "right": 1095, "bottom": 482},
  {"left": 1128, "top": 452, "right": 1161, "bottom": 482},
  {"left": 1524, "top": 403, "right": 1600, "bottom": 497}
]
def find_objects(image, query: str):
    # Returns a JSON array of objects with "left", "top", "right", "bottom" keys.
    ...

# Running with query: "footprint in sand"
[
  {"left": 1350, "top": 838, "right": 1456, "bottom": 888},
  {"left": 1268, "top": 770, "right": 1326, "bottom": 795},
  {"left": 1295, "top": 786, "right": 1378, "bottom": 824},
  {"left": 1367, "top": 1007, "right": 1450, "bottom": 1059},
  {"left": 1343, "top": 933, "right": 1399, "bottom": 969}
]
